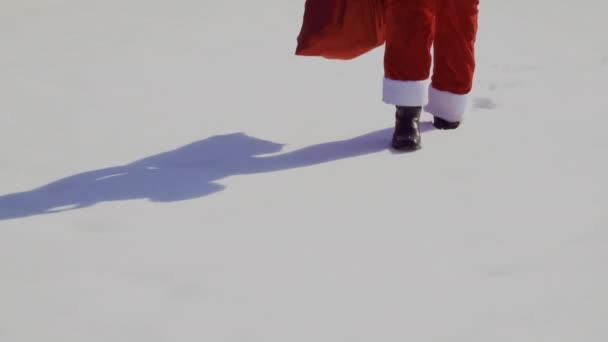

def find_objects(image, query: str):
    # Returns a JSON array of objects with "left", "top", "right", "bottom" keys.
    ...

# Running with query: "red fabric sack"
[{"left": 295, "top": 0, "right": 386, "bottom": 60}]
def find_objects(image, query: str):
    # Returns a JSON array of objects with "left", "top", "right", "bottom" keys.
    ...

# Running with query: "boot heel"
[
  {"left": 433, "top": 117, "right": 461, "bottom": 130},
  {"left": 391, "top": 106, "right": 422, "bottom": 151}
]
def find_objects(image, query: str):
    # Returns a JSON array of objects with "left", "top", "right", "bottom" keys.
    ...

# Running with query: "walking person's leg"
[
  {"left": 426, "top": 0, "right": 479, "bottom": 129},
  {"left": 383, "top": 0, "right": 435, "bottom": 151}
]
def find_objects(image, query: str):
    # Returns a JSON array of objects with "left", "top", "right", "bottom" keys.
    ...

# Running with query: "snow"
[{"left": 1, "top": 1, "right": 607, "bottom": 341}]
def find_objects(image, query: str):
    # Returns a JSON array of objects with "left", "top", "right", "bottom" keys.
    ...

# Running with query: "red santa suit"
[{"left": 383, "top": 0, "right": 479, "bottom": 122}]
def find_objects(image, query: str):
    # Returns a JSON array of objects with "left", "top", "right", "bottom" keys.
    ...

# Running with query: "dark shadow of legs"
[{"left": 0, "top": 123, "right": 435, "bottom": 221}]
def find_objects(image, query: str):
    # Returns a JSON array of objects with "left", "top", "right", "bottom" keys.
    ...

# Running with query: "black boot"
[
  {"left": 433, "top": 117, "right": 460, "bottom": 130},
  {"left": 391, "top": 106, "right": 422, "bottom": 151}
]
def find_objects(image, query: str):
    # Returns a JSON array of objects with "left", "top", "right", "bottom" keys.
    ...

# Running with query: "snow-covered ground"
[{"left": 1, "top": 1, "right": 607, "bottom": 341}]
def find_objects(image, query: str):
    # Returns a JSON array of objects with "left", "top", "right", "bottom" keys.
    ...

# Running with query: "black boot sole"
[{"left": 391, "top": 140, "right": 422, "bottom": 152}]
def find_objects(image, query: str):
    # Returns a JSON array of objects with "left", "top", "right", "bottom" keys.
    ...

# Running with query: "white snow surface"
[{"left": 1, "top": 1, "right": 607, "bottom": 341}]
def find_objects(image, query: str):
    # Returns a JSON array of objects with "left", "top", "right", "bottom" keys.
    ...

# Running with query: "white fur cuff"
[
  {"left": 424, "top": 86, "right": 468, "bottom": 122},
  {"left": 382, "top": 78, "right": 429, "bottom": 106}
]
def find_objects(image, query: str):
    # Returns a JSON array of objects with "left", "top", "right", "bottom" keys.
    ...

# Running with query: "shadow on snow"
[{"left": 0, "top": 124, "right": 435, "bottom": 221}]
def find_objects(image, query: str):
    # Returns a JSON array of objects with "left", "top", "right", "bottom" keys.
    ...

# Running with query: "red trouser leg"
[
  {"left": 382, "top": 0, "right": 435, "bottom": 106},
  {"left": 425, "top": 0, "right": 479, "bottom": 122},
  {"left": 383, "top": 0, "right": 479, "bottom": 122}
]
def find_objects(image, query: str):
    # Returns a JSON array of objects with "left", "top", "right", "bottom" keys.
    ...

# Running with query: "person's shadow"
[{"left": 0, "top": 124, "right": 435, "bottom": 221}]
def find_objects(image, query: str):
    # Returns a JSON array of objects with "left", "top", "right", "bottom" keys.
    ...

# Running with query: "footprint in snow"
[{"left": 473, "top": 97, "right": 497, "bottom": 110}]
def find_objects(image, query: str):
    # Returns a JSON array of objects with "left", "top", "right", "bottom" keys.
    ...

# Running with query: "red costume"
[{"left": 383, "top": 0, "right": 479, "bottom": 122}]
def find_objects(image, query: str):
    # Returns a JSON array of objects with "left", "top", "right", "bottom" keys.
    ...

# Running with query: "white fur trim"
[
  {"left": 424, "top": 86, "right": 468, "bottom": 122},
  {"left": 382, "top": 78, "right": 429, "bottom": 106}
]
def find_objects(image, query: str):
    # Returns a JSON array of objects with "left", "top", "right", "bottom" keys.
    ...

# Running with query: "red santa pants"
[{"left": 382, "top": 0, "right": 479, "bottom": 122}]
